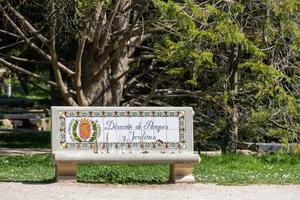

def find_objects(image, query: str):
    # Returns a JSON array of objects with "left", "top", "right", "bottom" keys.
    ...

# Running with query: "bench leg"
[
  {"left": 55, "top": 162, "right": 77, "bottom": 181},
  {"left": 169, "top": 163, "right": 195, "bottom": 183}
]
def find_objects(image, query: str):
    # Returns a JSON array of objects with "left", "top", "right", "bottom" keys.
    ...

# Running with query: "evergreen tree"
[{"left": 153, "top": 0, "right": 300, "bottom": 152}]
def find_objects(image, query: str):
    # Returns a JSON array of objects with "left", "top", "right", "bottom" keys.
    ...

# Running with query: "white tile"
[
  {"left": 65, "top": 117, "right": 73, "bottom": 143},
  {"left": 116, "top": 117, "right": 131, "bottom": 129},
  {"left": 97, "top": 130, "right": 105, "bottom": 143},
  {"left": 103, "top": 117, "right": 116, "bottom": 131},
  {"left": 141, "top": 117, "right": 154, "bottom": 130},
  {"left": 90, "top": 117, "right": 103, "bottom": 142},
  {"left": 91, "top": 117, "right": 103, "bottom": 130},
  {"left": 116, "top": 130, "right": 129, "bottom": 143},
  {"left": 153, "top": 117, "right": 166, "bottom": 126},
  {"left": 166, "top": 117, "right": 179, "bottom": 130},
  {"left": 128, "top": 117, "right": 142, "bottom": 130},
  {"left": 126, "top": 130, "right": 135, "bottom": 143},
  {"left": 129, "top": 130, "right": 142, "bottom": 143},
  {"left": 152, "top": 117, "right": 167, "bottom": 140},
  {"left": 141, "top": 130, "right": 155, "bottom": 142},
  {"left": 103, "top": 129, "right": 117, "bottom": 143},
  {"left": 154, "top": 129, "right": 167, "bottom": 142},
  {"left": 167, "top": 129, "right": 180, "bottom": 142}
]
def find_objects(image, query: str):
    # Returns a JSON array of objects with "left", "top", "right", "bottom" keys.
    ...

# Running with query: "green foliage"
[
  {"left": 166, "top": 67, "right": 185, "bottom": 75},
  {"left": 75, "top": 0, "right": 100, "bottom": 10},
  {"left": 154, "top": 0, "right": 300, "bottom": 144},
  {"left": 251, "top": 110, "right": 271, "bottom": 122},
  {"left": 1, "top": 154, "right": 300, "bottom": 184}
]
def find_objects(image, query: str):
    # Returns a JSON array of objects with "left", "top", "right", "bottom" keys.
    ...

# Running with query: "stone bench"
[{"left": 51, "top": 107, "right": 200, "bottom": 183}]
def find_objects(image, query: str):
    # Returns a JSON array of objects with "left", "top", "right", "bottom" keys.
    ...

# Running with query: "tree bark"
[
  {"left": 81, "top": 0, "right": 140, "bottom": 106},
  {"left": 223, "top": 45, "right": 242, "bottom": 153}
]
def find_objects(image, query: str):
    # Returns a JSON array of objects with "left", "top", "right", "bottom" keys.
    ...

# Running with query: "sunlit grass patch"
[
  {"left": 0, "top": 153, "right": 299, "bottom": 184},
  {"left": 194, "top": 153, "right": 300, "bottom": 184},
  {"left": 0, "top": 155, "right": 54, "bottom": 182}
]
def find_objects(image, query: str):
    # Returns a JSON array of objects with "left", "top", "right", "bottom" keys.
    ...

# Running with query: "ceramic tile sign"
[
  {"left": 52, "top": 107, "right": 198, "bottom": 183},
  {"left": 53, "top": 107, "right": 194, "bottom": 153}
]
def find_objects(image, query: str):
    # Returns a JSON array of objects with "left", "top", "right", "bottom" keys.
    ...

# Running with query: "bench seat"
[{"left": 53, "top": 151, "right": 200, "bottom": 164}]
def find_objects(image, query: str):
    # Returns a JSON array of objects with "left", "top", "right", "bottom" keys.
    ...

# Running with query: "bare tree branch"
[
  {"left": 7, "top": 4, "right": 48, "bottom": 44},
  {"left": 0, "top": 53, "right": 50, "bottom": 64},
  {"left": 94, "top": 1, "right": 148, "bottom": 79},
  {"left": 268, "top": 119, "right": 300, "bottom": 134},
  {"left": 0, "top": 6, "right": 74, "bottom": 75},
  {"left": 74, "top": 39, "right": 88, "bottom": 106},
  {"left": 143, "top": 73, "right": 162, "bottom": 105},
  {"left": 128, "top": 54, "right": 155, "bottom": 63},
  {"left": 0, "top": 38, "right": 30, "bottom": 50},
  {"left": 0, "top": 29, "right": 21, "bottom": 38},
  {"left": 0, "top": 58, "right": 57, "bottom": 87},
  {"left": 48, "top": 0, "right": 77, "bottom": 106},
  {"left": 100, "top": 0, "right": 121, "bottom": 48}
]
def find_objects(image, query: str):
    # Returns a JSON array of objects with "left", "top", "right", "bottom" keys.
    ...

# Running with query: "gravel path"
[{"left": 0, "top": 182, "right": 299, "bottom": 200}]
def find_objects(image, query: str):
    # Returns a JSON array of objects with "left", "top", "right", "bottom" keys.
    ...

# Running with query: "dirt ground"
[{"left": 0, "top": 182, "right": 299, "bottom": 200}]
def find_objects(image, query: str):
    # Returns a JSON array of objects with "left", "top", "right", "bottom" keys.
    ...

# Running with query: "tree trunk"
[
  {"left": 224, "top": 82, "right": 239, "bottom": 153},
  {"left": 223, "top": 45, "right": 242, "bottom": 153},
  {"left": 81, "top": 0, "right": 133, "bottom": 106},
  {"left": 81, "top": 45, "right": 129, "bottom": 106}
]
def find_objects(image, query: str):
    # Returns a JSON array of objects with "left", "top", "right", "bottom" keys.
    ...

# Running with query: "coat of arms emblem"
[
  {"left": 71, "top": 118, "right": 98, "bottom": 142},
  {"left": 79, "top": 118, "right": 91, "bottom": 140}
]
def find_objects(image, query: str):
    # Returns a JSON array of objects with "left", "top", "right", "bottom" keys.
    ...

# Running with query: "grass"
[
  {"left": 195, "top": 153, "right": 300, "bottom": 184},
  {"left": 0, "top": 153, "right": 299, "bottom": 184},
  {"left": 0, "top": 155, "right": 54, "bottom": 183},
  {"left": 78, "top": 164, "right": 169, "bottom": 184}
]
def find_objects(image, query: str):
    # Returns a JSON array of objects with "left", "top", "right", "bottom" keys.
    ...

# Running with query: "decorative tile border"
[
  {"left": 61, "top": 111, "right": 183, "bottom": 118},
  {"left": 59, "top": 110, "right": 186, "bottom": 152}
]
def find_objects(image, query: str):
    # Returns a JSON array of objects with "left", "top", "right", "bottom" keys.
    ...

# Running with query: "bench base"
[
  {"left": 55, "top": 162, "right": 77, "bottom": 181},
  {"left": 55, "top": 162, "right": 196, "bottom": 183},
  {"left": 169, "top": 163, "right": 195, "bottom": 183}
]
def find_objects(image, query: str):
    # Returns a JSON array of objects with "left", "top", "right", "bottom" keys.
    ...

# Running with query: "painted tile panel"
[{"left": 59, "top": 110, "right": 186, "bottom": 152}]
